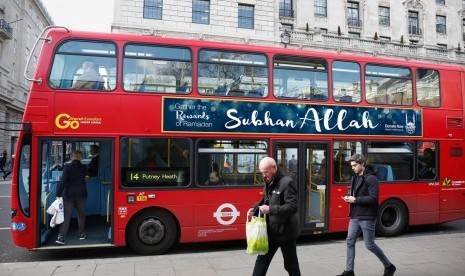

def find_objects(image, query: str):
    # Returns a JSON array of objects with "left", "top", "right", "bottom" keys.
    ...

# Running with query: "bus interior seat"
[
  {"left": 214, "top": 84, "right": 229, "bottom": 95},
  {"left": 339, "top": 95, "right": 353, "bottom": 102},
  {"left": 176, "top": 81, "right": 189, "bottom": 93},
  {"left": 371, "top": 164, "right": 394, "bottom": 181},
  {"left": 93, "top": 79, "right": 105, "bottom": 90},
  {"left": 376, "top": 167, "right": 388, "bottom": 181},
  {"left": 310, "top": 94, "right": 328, "bottom": 101}
]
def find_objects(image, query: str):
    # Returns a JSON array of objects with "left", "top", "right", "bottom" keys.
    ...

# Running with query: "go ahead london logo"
[{"left": 55, "top": 113, "right": 103, "bottom": 129}]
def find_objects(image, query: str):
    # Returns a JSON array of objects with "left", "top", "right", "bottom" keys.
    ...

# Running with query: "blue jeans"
[
  {"left": 252, "top": 238, "right": 301, "bottom": 276},
  {"left": 346, "top": 219, "right": 391, "bottom": 271}
]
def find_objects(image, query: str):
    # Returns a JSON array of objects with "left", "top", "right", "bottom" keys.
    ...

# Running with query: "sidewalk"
[{"left": 1, "top": 232, "right": 464, "bottom": 276}]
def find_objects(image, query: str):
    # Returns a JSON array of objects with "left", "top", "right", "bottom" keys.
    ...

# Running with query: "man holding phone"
[{"left": 337, "top": 153, "right": 396, "bottom": 276}]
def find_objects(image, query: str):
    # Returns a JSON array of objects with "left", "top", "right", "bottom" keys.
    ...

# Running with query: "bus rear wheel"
[
  {"left": 126, "top": 209, "right": 177, "bottom": 255},
  {"left": 376, "top": 199, "right": 408, "bottom": 237}
]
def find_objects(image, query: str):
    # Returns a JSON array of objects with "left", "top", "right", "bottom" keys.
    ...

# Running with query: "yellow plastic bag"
[{"left": 246, "top": 212, "right": 268, "bottom": 255}]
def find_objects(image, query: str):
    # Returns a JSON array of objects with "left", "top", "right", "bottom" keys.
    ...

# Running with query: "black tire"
[
  {"left": 126, "top": 209, "right": 178, "bottom": 255},
  {"left": 376, "top": 199, "right": 408, "bottom": 237}
]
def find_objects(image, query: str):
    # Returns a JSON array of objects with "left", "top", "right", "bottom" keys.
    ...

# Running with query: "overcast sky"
[{"left": 41, "top": 0, "right": 114, "bottom": 32}]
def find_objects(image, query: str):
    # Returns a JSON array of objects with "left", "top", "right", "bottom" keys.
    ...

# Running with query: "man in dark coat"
[
  {"left": 337, "top": 153, "right": 396, "bottom": 276},
  {"left": 87, "top": 145, "right": 99, "bottom": 177},
  {"left": 247, "top": 157, "right": 301, "bottom": 276},
  {"left": 55, "top": 150, "right": 88, "bottom": 245}
]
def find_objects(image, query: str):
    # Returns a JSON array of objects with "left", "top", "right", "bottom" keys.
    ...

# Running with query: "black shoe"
[
  {"left": 55, "top": 236, "right": 65, "bottom": 245},
  {"left": 336, "top": 271, "right": 354, "bottom": 276},
  {"left": 2, "top": 176, "right": 5, "bottom": 180},
  {"left": 79, "top": 233, "right": 87, "bottom": 240},
  {"left": 384, "top": 264, "right": 396, "bottom": 276}
]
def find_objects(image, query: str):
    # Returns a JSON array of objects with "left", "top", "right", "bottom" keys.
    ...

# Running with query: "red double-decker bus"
[{"left": 11, "top": 26, "right": 465, "bottom": 254}]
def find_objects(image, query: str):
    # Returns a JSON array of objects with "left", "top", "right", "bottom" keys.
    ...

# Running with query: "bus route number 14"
[{"left": 130, "top": 172, "right": 140, "bottom": 181}]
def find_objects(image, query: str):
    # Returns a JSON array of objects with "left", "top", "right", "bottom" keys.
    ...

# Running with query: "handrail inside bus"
[{"left": 24, "top": 26, "right": 70, "bottom": 84}]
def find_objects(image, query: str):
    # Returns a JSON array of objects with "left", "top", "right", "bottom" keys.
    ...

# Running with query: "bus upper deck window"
[
  {"left": 332, "top": 61, "right": 361, "bottom": 103},
  {"left": 198, "top": 50, "right": 268, "bottom": 98},
  {"left": 365, "top": 64, "right": 412, "bottom": 106},
  {"left": 49, "top": 40, "right": 117, "bottom": 91},
  {"left": 416, "top": 69, "right": 440, "bottom": 107},
  {"left": 123, "top": 44, "right": 193, "bottom": 94},
  {"left": 273, "top": 55, "right": 328, "bottom": 101}
]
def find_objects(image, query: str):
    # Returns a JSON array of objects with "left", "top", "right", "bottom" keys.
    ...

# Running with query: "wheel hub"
[{"left": 138, "top": 218, "right": 165, "bottom": 244}]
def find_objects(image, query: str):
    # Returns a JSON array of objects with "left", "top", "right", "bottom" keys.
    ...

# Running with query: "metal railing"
[
  {"left": 347, "top": 18, "right": 362, "bottom": 27},
  {"left": 279, "top": 9, "right": 294, "bottom": 18},
  {"left": 0, "top": 19, "right": 13, "bottom": 38},
  {"left": 279, "top": 29, "right": 465, "bottom": 65}
]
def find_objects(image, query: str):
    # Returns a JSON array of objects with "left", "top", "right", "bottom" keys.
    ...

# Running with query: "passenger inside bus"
[
  {"left": 87, "top": 145, "right": 99, "bottom": 177},
  {"left": 137, "top": 146, "right": 167, "bottom": 167},
  {"left": 204, "top": 171, "right": 225, "bottom": 186},
  {"left": 72, "top": 60, "right": 104, "bottom": 90},
  {"left": 333, "top": 152, "right": 352, "bottom": 182},
  {"left": 418, "top": 148, "right": 435, "bottom": 179}
]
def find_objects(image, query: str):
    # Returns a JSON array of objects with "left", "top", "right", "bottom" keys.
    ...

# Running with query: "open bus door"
[
  {"left": 38, "top": 138, "right": 113, "bottom": 248},
  {"left": 274, "top": 142, "right": 329, "bottom": 235}
]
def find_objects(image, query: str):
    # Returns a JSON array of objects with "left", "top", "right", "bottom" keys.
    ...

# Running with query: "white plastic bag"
[
  {"left": 246, "top": 212, "right": 268, "bottom": 255},
  {"left": 47, "top": 197, "right": 64, "bottom": 228}
]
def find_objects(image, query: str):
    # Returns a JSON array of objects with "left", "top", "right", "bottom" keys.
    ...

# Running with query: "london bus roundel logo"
[
  {"left": 55, "top": 113, "right": 80, "bottom": 129},
  {"left": 213, "top": 203, "right": 241, "bottom": 225}
]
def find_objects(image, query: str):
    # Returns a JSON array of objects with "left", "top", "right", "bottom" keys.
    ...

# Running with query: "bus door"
[
  {"left": 38, "top": 139, "right": 114, "bottom": 248},
  {"left": 274, "top": 142, "right": 329, "bottom": 234}
]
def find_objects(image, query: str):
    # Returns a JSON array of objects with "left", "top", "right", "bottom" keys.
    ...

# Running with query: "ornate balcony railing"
[
  {"left": 347, "top": 18, "right": 362, "bottom": 28},
  {"left": 0, "top": 19, "right": 13, "bottom": 40},
  {"left": 279, "top": 9, "right": 294, "bottom": 18},
  {"left": 280, "top": 29, "right": 465, "bottom": 65}
]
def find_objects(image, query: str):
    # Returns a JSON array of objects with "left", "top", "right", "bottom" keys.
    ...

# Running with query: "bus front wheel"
[
  {"left": 376, "top": 199, "right": 408, "bottom": 237},
  {"left": 126, "top": 209, "right": 178, "bottom": 255}
]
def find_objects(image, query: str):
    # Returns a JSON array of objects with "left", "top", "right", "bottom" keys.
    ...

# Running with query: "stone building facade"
[
  {"left": 0, "top": 0, "right": 52, "bottom": 155},
  {"left": 111, "top": 0, "right": 465, "bottom": 65}
]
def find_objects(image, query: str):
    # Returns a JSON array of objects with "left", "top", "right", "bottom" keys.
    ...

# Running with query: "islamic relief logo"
[
  {"left": 405, "top": 113, "right": 416, "bottom": 135},
  {"left": 442, "top": 177, "right": 451, "bottom": 187}
]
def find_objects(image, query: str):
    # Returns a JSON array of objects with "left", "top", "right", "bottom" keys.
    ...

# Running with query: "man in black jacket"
[
  {"left": 247, "top": 157, "right": 301, "bottom": 276},
  {"left": 337, "top": 154, "right": 396, "bottom": 276},
  {"left": 55, "top": 150, "right": 88, "bottom": 245}
]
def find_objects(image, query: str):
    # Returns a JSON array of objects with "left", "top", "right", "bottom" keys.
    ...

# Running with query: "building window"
[
  {"left": 143, "top": 0, "right": 163, "bottom": 20},
  {"left": 314, "top": 0, "right": 327, "bottom": 17},
  {"left": 319, "top": 28, "right": 328, "bottom": 34},
  {"left": 279, "top": 0, "right": 293, "bottom": 17},
  {"left": 436, "top": 0, "right": 445, "bottom": 5},
  {"left": 347, "top": 2, "right": 361, "bottom": 27},
  {"left": 193, "top": 0, "right": 210, "bottom": 24},
  {"left": 408, "top": 11, "right": 420, "bottom": 35},
  {"left": 437, "top": 44, "right": 447, "bottom": 50},
  {"left": 378, "top": 6, "right": 390, "bottom": 26},
  {"left": 238, "top": 4, "right": 254, "bottom": 29},
  {"left": 436, "top": 15, "right": 446, "bottom": 34},
  {"left": 379, "top": 36, "right": 391, "bottom": 42}
]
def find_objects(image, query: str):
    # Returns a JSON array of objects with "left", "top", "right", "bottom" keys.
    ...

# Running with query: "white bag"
[
  {"left": 47, "top": 197, "right": 64, "bottom": 228},
  {"left": 245, "top": 212, "right": 268, "bottom": 255}
]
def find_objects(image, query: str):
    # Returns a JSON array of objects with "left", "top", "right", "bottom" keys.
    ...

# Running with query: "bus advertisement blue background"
[{"left": 162, "top": 97, "right": 422, "bottom": 136}]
